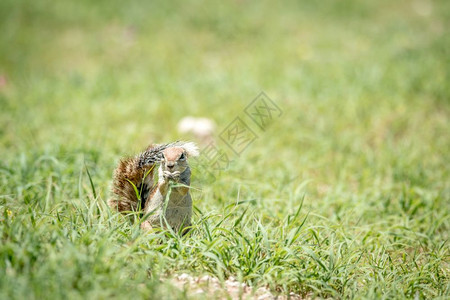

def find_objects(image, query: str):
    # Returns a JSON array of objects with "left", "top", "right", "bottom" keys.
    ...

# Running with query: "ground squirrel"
[{"left": 109, "top": 141, "right": 199, "bottom": 233}]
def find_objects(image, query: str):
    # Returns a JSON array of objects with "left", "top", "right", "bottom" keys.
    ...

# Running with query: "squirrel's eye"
[{"left": 179, "top": 153, "right": 185, "bottom": 160}]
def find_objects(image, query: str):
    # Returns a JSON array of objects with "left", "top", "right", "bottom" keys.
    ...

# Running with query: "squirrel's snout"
[{"left": 166, "top": 162, "right": 175, "bottom": 169}]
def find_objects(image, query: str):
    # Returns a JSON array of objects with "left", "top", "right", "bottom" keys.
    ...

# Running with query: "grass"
[{"left": 0, "top": 0, "right": 449, "bottom": 298}]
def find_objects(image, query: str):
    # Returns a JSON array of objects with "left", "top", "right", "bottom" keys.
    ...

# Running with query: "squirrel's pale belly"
[{"left": 146, "top": 191, "right": 192, "bottom": 231}]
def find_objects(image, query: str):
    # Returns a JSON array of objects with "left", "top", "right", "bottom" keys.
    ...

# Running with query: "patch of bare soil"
[{"left": 170, "top": 273, "right": 303, "bottom": 299}]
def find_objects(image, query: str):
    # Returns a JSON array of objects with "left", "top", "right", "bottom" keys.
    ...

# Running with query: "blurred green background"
[
  {"left": 0, "top": 0, "right": 449, "bottom": 298},
  {"left": 1, "top": 0, "right": 448, "bottom": 151}
]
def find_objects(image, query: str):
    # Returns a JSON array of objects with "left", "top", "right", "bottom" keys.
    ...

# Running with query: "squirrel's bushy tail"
[{"left": 108, "top": 156, "right": 153, "bottom": 213}]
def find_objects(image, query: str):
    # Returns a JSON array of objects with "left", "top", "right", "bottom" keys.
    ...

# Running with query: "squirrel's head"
[{"left": 161, "top": 142, "right": 199, "bottom": 174}]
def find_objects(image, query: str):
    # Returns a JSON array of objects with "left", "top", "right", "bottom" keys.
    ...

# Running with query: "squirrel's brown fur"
[{"left": 109, "top": 160, "right": 150, "bottom": 212}]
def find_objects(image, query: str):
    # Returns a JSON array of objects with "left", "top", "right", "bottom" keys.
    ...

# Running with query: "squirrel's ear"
[{"left": 181, "top": 142, "right": 199, "bottom": 158}]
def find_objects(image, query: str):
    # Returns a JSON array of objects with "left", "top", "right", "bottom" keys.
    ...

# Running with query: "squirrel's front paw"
[{"left": 163, "top": 170, "right": 180, "bottom": 181}]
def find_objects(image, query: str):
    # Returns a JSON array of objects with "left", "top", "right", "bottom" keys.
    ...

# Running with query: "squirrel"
[{"left": 108, "top": 141, "right": 199, "bottom": 234}]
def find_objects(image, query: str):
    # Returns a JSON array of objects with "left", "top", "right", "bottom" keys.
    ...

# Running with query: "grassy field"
[{"left": 1, "top": 0, "right": 449, "bottom": 298}]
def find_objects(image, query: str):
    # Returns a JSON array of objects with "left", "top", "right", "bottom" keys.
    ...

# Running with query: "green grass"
[{"left": 1, "top": 0, "right": 449, "bottom": 298}]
